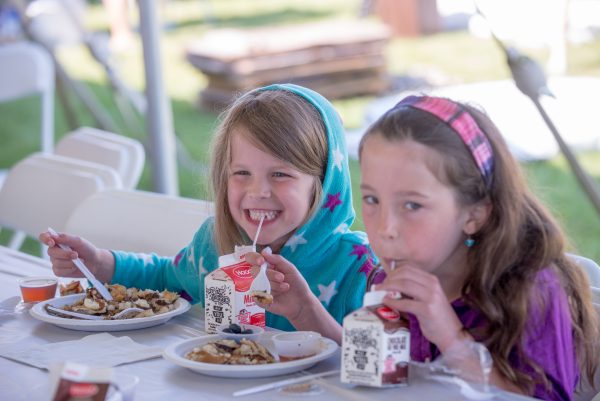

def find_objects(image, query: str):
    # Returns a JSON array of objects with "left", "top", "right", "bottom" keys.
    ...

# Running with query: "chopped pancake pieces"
[
  {"left": 185, "top": 339, "right": 275, "bottom": 365},
  {"left": 59, "top": 280, "right": 84, "bottom": 296},
  {"left": 56, "top": 284, "right": 180, "bottom": 320},
  {"left": 250, "top": 290, "right": 273, "bottom": 305}
]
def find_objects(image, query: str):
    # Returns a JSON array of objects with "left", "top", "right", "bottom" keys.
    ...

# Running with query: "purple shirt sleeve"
[
  {"left": 513, "top": 268, "right": 579, "bottom": 401},
  {"left": 406, "top": 268, "right": 579, "bottom": 401}
]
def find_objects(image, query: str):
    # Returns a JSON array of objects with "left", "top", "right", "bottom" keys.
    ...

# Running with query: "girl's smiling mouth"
[{"left": 247, "top": 209, "right": 280, "bottom": 223}]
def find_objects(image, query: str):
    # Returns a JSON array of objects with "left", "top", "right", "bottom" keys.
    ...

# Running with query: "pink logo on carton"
[
  {"left": 376, "top": 306, "right": 400, "bottom": 322},
  {"left": 233, "top": 266, "right": 252, "bottom": 279},
  {"left": 222, "top": 261, "right": 254, "bottom": 292}
]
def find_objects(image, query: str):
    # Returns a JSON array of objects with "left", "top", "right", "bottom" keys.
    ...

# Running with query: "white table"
[{"left": 0, "top": 246, "right": 538, "bottom": 401}]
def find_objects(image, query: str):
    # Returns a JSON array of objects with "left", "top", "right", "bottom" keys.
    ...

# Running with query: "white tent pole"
[{"left": 137, "top": 0, "right": 179, "bottom": 195}]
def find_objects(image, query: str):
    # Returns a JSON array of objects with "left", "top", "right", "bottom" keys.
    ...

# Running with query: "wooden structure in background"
[
  {"left": 186, "top": 21, "right": 391, "bottom": 111},
  {"left": 374, "top": 0, "right": 440, "bottom": 36}
]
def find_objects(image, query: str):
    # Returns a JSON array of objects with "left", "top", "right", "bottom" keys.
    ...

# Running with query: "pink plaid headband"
[{"left": 394, "top": 95, "right": 494, "bottom": 190}]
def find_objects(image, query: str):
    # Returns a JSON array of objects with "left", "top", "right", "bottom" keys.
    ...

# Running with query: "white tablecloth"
[{"left": 0, "top": 246, "right": 539, "bottom": 401}]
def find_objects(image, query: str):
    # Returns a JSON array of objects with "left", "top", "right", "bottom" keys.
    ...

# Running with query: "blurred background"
[{"left": 1, "top": 0, "right": 599, "bottom": 260}]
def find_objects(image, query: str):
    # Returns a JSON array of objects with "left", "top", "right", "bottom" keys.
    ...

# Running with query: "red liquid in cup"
[{"left": 19, "top": 278, "right": 58, "bottom": 303}]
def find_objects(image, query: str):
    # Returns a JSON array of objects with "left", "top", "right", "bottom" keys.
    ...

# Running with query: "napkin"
[{"left": 0, "top": 332, "right": 162, "bottom": 369}]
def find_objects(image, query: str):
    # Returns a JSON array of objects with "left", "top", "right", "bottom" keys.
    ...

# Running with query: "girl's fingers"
[
  {"left": 376, "top": 267, "right": 441, "bottom": 301},
  {"left": 244, "top": 252, "right": 264, "bottom": 266},
  {"left": 38, "top": 232, "right": 55, "bottom": 247},
  {"left": 271, "top": 281, "right": 290, "bottom": 293},
  {"left": 382, "top": 296, "right": 430, "bottom": 316},
  {"left": 52, "top": 264, "right": 81, "bottom": 277},
  {"left": 265, "top": 269, "right": 285, "bottom": 283},
  {"left": 261, "top": 252, "right": 298, "bottom": 275},
  {"left": 376, "top": 278, "right": 428, "bottom": 301},
  {"left": 47, "top": 247, "right": 78, "bottom": 260},
  {"left": 386, "top": 265, "right": 435, "bottom": 286}
]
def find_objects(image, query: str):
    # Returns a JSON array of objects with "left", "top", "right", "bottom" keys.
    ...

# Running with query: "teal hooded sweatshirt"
[{"left": 111, "top": 84, "right": 376, "bottom": 331}]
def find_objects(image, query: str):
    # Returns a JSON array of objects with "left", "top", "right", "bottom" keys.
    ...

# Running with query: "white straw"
[
  {"left": 252, "top": 215, "right": 265, "bottom": 249},
  {"left": 390, "top": 260, "right": 396, "bottom": 271}
]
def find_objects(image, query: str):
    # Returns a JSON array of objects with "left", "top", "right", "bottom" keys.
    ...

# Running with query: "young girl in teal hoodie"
[{"left": 41, "top": 84, "right": 375, "bottom": 342}]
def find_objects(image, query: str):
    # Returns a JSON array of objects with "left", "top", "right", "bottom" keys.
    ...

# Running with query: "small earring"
[{"left": 465, "top": 236, "right": 475, "bottom": 247}]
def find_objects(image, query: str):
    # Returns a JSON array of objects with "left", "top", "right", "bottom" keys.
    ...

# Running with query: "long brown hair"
[
  {"left": 359, "top": 99, "right": 599, "bottom": 392},
  {"left": 210, "top": 88, "right": 328, "bottom": 254}
]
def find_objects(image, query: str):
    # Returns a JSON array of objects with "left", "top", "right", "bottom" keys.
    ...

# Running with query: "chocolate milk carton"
[
  {"left": 341, "top": 290, "right": 410, "bottom": 387},
  {"left": 204, "top": 245, "right": 266, "bottom": 334}
]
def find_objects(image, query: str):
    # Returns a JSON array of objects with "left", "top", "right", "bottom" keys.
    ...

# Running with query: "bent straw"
[{"left": 252, "top": 215, "right": 265, "bottom": 249}]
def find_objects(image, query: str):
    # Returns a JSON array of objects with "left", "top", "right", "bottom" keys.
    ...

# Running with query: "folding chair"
[
  {"left": 0, "top": 153, "right": 121, "bottom": 251},
  {"left": 569, "top": 253, "right": 600, "bottom": 288},
  {"left": 571, "top": 254, "right": 600, "bottom": 401},
  {"left": 31, "top": 152, "right": 123, "bottom": 189},
  {"left": 56, "top": 127, "right": 145, "bottom": 189},
  {"left": 65, "top": 189, "right": 214, "bottom": 255},
  {"left": 0, "top": 41, "right": 55, "bottom": 153}
]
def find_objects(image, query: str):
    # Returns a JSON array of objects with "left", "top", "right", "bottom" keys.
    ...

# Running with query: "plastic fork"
[
  {"left": 46, "top": 305, "right": 145, "bottom": 320},
  {"left": 249, "top": 246, "right": 272, "bottom": 295},
  {"left": 47, "top": 227, "right": 113, "bottom": 301}
]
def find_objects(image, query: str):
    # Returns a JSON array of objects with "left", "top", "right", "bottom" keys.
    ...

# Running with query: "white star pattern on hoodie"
[
  {"left": 197, "top": 256, "right": 208, "bottom": 276},
  {"left": 135, "top": 253, "right": 154, "bottom": 267},
  {"left": 334, "top": 223, "right": 348, "bottom": 234},
  {"left": 317, "top": 280, "right": 337, "bottom": 305},
  {"left": 285, "top": 233, "right": 307, "bottom": 252},
  {"left": 332, "top": 146, "right": 344, "bottom": 172}
]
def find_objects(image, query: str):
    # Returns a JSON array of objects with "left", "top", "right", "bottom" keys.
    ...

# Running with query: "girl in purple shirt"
[{"left": 359, "top": 95, "right": 599, "bottom": 401}]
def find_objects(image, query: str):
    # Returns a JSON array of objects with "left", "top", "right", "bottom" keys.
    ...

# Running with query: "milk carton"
[
  {"left": 204, "top": 245, "right": 266, "bottom": 334},
  {"left": 341, "top": 290, "right": 410, "bottom": 387}
]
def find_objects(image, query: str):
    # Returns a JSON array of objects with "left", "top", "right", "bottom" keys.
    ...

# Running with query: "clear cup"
[
  {"left": 272, "top": 331, "right": 322, "bottom": 362},
  {"left": 16, "top": 276, "right": 58, "bottom": 312}
]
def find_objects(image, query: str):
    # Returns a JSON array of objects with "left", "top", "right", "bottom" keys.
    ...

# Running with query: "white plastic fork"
[
  {"left": 47, "top": 227, "right": 113, "bottom": 301},
  {"left": 46, "top": 305, "right": 145, "bottom": 320},
  {"left": 249, "top": 252, "right": 271, "bottom": 295}
]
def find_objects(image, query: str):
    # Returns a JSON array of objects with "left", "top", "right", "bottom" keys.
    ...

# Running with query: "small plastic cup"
[
  {"left": 18, "top": 276, "right": 58, "bottom": 303},
  {"left": 272, "top": 331, "right": 322, "bottom": 362}
]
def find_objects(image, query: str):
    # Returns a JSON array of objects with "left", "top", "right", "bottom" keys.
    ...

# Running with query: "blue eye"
[
  {"left": 362, "top": 195, "right": 378, "bottom": 205},
  {"left": 405, "top": 202, "right": 421, "bottom": 211}
]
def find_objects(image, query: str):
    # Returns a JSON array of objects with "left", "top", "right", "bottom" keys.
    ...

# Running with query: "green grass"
[{"left": 2, "top": 0, "right": 600, "bottom": 260}]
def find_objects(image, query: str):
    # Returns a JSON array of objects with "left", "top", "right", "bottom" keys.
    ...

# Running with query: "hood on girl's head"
[{"left": 258, "top": 84, "right": 355, "bottom": 266}]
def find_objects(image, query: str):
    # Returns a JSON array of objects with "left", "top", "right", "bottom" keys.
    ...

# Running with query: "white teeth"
[{"left": 249, "top": 210, "right": 278, "bottom": 221}]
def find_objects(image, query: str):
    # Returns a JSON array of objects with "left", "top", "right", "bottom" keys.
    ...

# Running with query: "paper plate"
[
  {"left": 163, "top": 334, "right": 338, "bottom": 378},
  {"left": 30, "top": 294, "right": 190, "bottom": 331}
]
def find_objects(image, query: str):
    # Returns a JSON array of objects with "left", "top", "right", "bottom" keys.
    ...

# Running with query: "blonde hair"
[
  {"left": 359, "top": 100, "right": 599, "bottom": 393},
  {"left": 210, "top": 89, "right": 328, "bottom": 254}
]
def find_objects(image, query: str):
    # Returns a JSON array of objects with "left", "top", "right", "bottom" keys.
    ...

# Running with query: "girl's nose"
[
  {"left": 248, "top": 178, "right": 271, "bottom": 198},
  {"left": 377, "top": 209, "right": 398, "bottom": 240}
]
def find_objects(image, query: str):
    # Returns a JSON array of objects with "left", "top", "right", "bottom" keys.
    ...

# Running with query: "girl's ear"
[{"left": 463, "top": 197, "right": 492, "bottom": 235}]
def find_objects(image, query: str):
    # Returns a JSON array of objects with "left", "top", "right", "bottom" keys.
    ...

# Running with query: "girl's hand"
[
  {"left": 38, "top": 231, "right": 115, "bottom": 284},
  {"left": 378, "top": 266, "right": 528, "bottom": 395},
  {"left": 245, "top": 250, "right": 343, "bottom": 343},
  {"left": 375, "top": 265, "right": 466, "bottom": 353},
  {"left": 245, "top": 250, "right": 313, "bottom": 320}
]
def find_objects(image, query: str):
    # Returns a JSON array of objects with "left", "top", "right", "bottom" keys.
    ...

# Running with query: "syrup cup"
[
  {"left": 272, "top": 331, "right": 322, "bottom": 362},
  {"left": 15, "top": 276, "right": 58, "bottom": 312}
]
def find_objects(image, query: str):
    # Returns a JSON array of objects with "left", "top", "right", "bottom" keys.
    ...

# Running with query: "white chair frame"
[
  {"left": 65, "top": 189, "right": 214, "bottom": 256},
  {"left": 57, "top": 127, "right": 145, "bottom": 189},
  {"left": 0, "top": 153, "right": 121, "bottom": 251}
]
